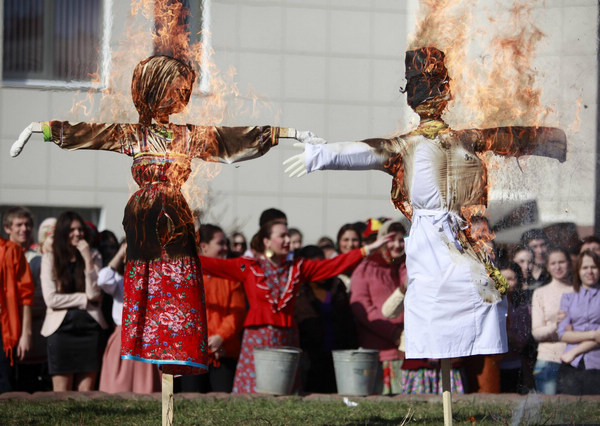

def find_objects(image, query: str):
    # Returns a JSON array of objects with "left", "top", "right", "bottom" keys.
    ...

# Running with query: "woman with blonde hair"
[{"left": 531, "top": 247, "right": 573, "bottom": 394}]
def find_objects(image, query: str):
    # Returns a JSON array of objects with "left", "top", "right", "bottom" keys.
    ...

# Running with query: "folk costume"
[
  {"left": 295, "top": 47, "right": 567, "bottom": 360},
  {"left": 199, "top": 247, "right": 369, "bottom": 393},
  {"left": 41, "top": 121, "right": 282, "bottom": 374}
]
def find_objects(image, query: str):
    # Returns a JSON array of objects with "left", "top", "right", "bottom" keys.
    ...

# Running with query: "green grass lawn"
[{"left": 2, "top": 396, "right": 600, "bottom": 425}]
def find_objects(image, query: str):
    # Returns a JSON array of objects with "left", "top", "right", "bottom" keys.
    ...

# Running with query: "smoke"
[{"left": 510, "top": 393, "right": 544, "bottom": 425}]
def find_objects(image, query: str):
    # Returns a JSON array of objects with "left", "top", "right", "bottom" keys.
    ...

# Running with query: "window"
[
  {"left": 2, "top": 0, "right": 106, "bottom": 86},
  {"left": 153, "top": 0, "right": 211, "bottom": 93}
]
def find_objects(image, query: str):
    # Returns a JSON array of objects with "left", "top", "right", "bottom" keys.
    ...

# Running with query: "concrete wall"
[{"left": 0, "top": 0, "right": 597, "bottom": 246}]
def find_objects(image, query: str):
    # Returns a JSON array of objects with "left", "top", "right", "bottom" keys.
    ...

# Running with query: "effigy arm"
[
  {"left": 468, "top": 126, "right": 567, "bottom": 162},
  {"left": 191, "top": 125, "right": 289, "bottom": 163},
  {"left": 12, "top": 120, "right": 134, "bottom": 156},
  {"left": 284, "top": 137, "right": 395, "bottom": 178}
]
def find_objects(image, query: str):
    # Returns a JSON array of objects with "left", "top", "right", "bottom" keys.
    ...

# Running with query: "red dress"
[{"left": 200, "top": 248, "right": 367, "bottom": 392}]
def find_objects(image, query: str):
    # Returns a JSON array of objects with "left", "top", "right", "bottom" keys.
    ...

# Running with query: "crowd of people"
[{"left": 1, "top": 205, "right": 599, "bottom": 396}]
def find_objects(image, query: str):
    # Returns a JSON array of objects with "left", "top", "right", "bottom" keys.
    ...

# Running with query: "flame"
[
  {"left": 410, "top": 0, "right": 555, "bottom": 129},
  {"left": 462, "top": 205, "right": 496, "bottom": 258},
  {"left": 408, "top": 0, "right": 583, "bottom": 227},
  {"left": 567, "top": 97, "right": 583, "bottom": 135},
  {"left": 67, "top": 0, "right": 269, "bottom": 225}
]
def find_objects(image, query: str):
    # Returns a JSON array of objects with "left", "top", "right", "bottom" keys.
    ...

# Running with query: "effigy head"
[
  {"left": 403, "top": 47, "right": 451, "bottom": 116},
  {"left": 132, "top": 55, "right": 196, "bottom": 125}
]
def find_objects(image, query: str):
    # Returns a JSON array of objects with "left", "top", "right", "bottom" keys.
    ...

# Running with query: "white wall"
[{"left": 0, "top": 0, "right": 597, "bottom": 246}]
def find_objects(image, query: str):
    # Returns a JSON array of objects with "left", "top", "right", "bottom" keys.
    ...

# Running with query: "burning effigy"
[
  {"left": 284, "top": 45, "right": 566, "bottom": 359},
  {"left": 9, "top": 54, "right": 306, "bottom": 375}
]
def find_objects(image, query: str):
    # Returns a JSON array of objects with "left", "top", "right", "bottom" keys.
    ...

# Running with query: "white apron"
[{"left": 403, "top": 142, "right": 507, "bottom": 358}]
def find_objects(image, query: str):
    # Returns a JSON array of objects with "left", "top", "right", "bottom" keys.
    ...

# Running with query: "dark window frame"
[{"left": 2, "top": 0, "right": 109, "bottom": 89}]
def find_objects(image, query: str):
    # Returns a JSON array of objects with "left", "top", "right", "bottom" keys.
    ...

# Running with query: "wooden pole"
[
  {"left": 162, "top": 373, "right": 174, "bottom": 426},
  {"left": 441, "top": 358, "right": 453, "bottom": 426}
]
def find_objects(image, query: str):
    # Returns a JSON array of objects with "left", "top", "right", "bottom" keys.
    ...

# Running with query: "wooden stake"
[
  {"left": 441, "top": 358, "right": 453, "bottom": 426},
  {"left": 162, "top": 373, "right": 174, "bottom": 426}
]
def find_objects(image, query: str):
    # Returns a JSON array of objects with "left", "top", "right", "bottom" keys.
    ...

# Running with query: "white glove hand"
[
  {"left": 294, "top": 130, "right": 327, "bottom": 145},
  {"left": 283, "top": 142, "right": 307, "bottom": 178},
  {"left": 11, "top": 122, "right": 42, "bottom": 157}
]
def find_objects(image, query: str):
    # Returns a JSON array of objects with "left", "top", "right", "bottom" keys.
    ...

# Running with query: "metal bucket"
[
  {"left": 254, "top": 346, "right": 302, "bottom": 395},
  {"left": 332, "top": 349, "right": 379, "bottom": 396}
]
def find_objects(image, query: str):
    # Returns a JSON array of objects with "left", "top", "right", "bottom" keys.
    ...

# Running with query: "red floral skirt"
[{"left": 121, "top": 254, "right": 209, "bottom": 375}]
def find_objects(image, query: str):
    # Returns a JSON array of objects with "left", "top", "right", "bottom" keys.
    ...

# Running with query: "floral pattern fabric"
[
  {"left": 399, "top": 367, "right": 464, "bottom": 395},
  {"left": 121, "top": 149, "right": 208, "bottom": 375},
  {"left": 255, "top": 258, "right": 293, "bottom": 311},
  {"left": 121, "top": 256, "right": 208, "bottom": 375}
]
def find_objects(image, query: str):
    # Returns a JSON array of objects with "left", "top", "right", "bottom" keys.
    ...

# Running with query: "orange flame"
[
  {"left": 408, "top": 0, "right": 581, "bottom": 215},
  {"left": 410, "top": 0, "right": 555, "bottom": 129},
  {"left": 462, "top": 205, "right": 496, "bottom": 258},
  {"left": 68, "top": 0, "right": 269, "bottom": 225}
]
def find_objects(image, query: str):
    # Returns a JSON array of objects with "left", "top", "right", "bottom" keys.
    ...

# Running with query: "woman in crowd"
[
  {"left": 512, "top": 246, "right": 535, "bottom": 295},
  {"left": 531, "top": 247, "right": 573, "bottom": 395},
  {"left": 498, "top": 261, "right": 532, "bottom": 393},
  {"left": 229, "top": 232, "right": 248, "bottom": 258},
  {"left": 40, "top": 211, "right": 107, "bottom": 391},
  {"left": 199, "top": 218, "right": 390, "bottom": 393},
  {"left": 556, "top": 250, "right": 600, "bottom": 395},
  {"left": 510, "top": 245, "right": 539, "bottom": 392},
  {"left": 335, "top": 223, "right": 362, "bottom": 292},
  {"left": 336, "top": 223, "right": 361, "bottom": 254},
  {"left": 179, "top": 224, "right": 246, "bottom": 393},
  {"left": 293, "top": 245, "right": 357, "bottom": 393},
  {"left": 98, "top": 241, "right": 160, "bottom": 394},
  {"left": 349, "top": 221, "right": 407, "bottom": 395}
]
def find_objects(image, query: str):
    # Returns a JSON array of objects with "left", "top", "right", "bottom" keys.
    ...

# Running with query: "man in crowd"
[
  {"left": 0, "top": 232, "right": 34, "bottom": 393},
  {"left": 3, "top": 207, "right": 36, "bottom": 259},
  {"left": 3, "top": 207, "right": 49, "bottom": 391}
]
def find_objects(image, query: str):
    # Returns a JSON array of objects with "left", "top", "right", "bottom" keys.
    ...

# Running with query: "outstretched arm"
[
  {"left": 11, "top": 121, "right": 135, "bottom": 157},
  {"left": 284, "top": 136, "right": 397, "bottom": 177},
  {"left": 191, "top": 126, "right": 322, "bottom": 164},
  {"left": 461, "top": 126, "right": 567, "bottom": 162}
]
